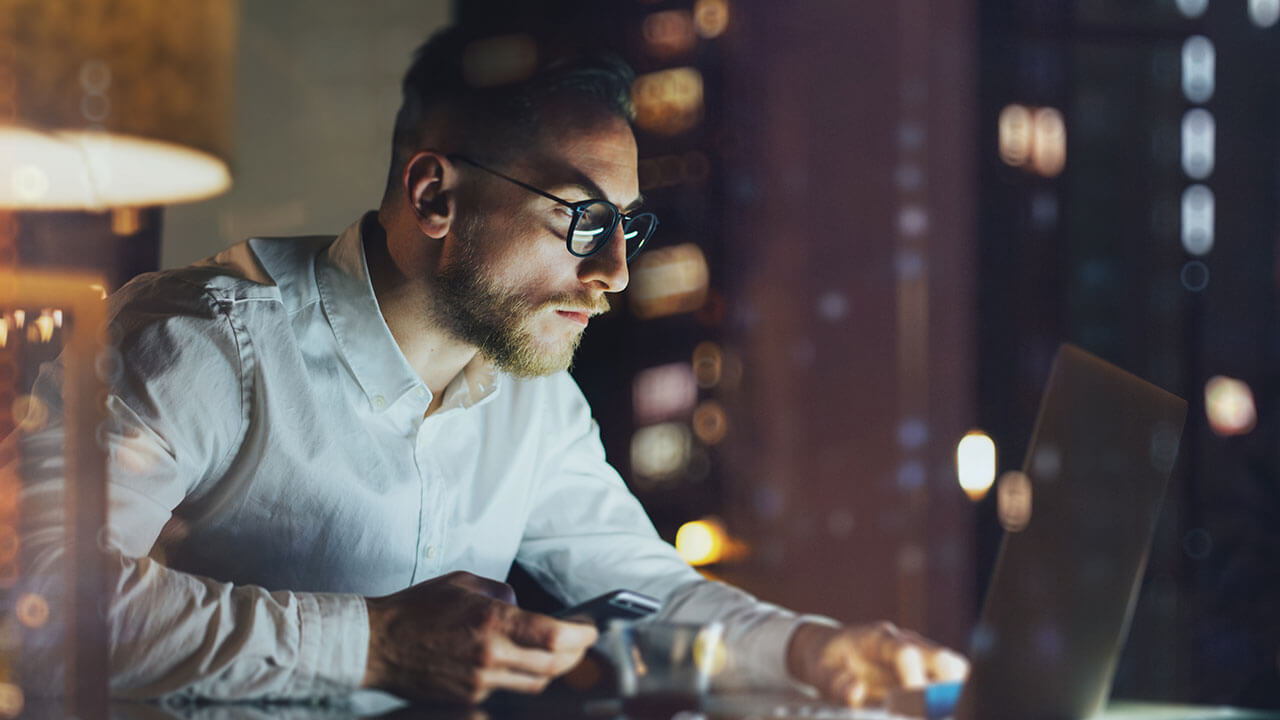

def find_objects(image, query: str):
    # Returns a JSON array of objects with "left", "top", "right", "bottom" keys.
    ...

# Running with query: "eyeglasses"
[{"left": 449, "top": 154, "right": 658, "bottom": 262}]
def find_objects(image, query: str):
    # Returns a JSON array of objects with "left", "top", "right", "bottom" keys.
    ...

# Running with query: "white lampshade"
[{"left": 0, "top": 0, "right": 237, "bottom": 210}]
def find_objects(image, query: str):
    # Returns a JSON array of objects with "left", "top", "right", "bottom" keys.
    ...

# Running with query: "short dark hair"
[{"left": 385, "top": 26, "right": 635, "bottom": 194}]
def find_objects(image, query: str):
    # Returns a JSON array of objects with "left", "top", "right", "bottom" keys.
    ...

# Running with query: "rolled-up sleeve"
[{"left": 17, "top": 275, "right": 368, "bottom": 700}]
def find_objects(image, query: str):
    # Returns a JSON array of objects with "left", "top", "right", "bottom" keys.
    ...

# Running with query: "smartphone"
[{"left": 553, "top": 589, "right": 661, "bottom": 627}]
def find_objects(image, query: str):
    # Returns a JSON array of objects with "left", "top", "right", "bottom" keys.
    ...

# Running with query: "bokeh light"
[
  {"left": 692, "top": 342, "right": 722, "bottom": 388},
  {"left": 632, "top": 67, "right": 703, "bottom": 136},
  {"left": 676, "top": 517, "right": 727, "bottom": 565},
  {"left": 0, "top": 683, "right": 22, "bottom": 719},
  {"left": 997, "top": 470, "right": 1033, "bottom": 532},
  {"left": 692, "top": 400, "right": 728, "bottom": 445},
  {"left": 629, "top": 243, "right": 709, "bottom": 320},
  {"left": 693, "top": 0, "right": 730, "bottom": 38},
  {"left": 1204, "top": 375, "right": 1257, "bottom": 437},
  {"left": 1180, "top": 184, "right": 1214, "bottom": 256},
  {"left": 999, "top": 104, "right": 1065, "bottom": 177},
  {"left": 1181, "top": 36, "right": 1215, "bottom": 104},
  {"left": 643, "top": 10, "right": 697, "bottom": 59},
  {"left": 15, "top": 592, "right": 50, "bottom": 628},
  {"left": 631, "top": 422, "right": 693, "bottom": 481},
  {"left": 957, "top": 430, "right": 997, "bottom": 501},
  {"left": 633, "top": 362, "right": 698, "bottom": 425},
  {"left": 1181, "top": 108, "right": 1215, "bottom": 180},
  {"left": 1250, "top": 0, "right": 1280, "bottom": 27}
]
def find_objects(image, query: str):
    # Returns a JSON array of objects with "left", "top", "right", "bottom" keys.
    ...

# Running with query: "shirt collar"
[{"left": 315, "top": 212, "right": 502, "bottom": 413}]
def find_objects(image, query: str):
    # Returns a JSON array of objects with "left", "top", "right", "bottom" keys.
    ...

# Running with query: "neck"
[{"left": 365, "top": 211, "right": 480, "bottom": 403}]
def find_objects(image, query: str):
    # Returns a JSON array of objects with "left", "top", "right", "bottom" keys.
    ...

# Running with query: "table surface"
[{"left": 63, "top": 692, "right": 1275, "bottom": 720}]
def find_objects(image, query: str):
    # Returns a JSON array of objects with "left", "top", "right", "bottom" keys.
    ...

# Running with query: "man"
[{"left": 21, "top": 27, "right": 965, "bottom": 705}]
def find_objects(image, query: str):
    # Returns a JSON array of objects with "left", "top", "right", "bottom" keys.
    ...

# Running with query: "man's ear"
[{"left": 403, "top": 151, "right": 455, "bottom": 239}]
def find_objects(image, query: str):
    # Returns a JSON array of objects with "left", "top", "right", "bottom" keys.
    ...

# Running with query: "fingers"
[
  {"left": 506, "top": 609, "right": 599, "bottom": 653},
  {"left": 445, "top": 571, "right": 519, "bottom": 605},
  {"left": 806, "top": 622, "right": 969, "bottom": 707}
]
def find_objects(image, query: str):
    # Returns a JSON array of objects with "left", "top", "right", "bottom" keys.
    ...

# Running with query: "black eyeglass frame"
[{"left": 448, "top": 154, "right": 657, "bottom": 262}]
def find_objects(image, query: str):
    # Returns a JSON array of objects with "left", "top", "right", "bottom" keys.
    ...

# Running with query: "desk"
[{"left": 74, "top": 693, "right": 1276, "bottom": 720}]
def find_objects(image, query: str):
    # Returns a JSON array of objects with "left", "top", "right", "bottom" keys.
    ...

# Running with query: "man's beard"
[{"left": 431, "top": 231, "right": 607, "bottom": 377}]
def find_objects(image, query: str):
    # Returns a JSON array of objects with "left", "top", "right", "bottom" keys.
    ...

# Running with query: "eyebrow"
[{"left": 550, "top": 180, "right": 646, "bottom": 214}]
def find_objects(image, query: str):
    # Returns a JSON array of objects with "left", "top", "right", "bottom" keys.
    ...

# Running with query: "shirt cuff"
[{"left": 293, "top": 592, "right": 369, "bottom": 696}]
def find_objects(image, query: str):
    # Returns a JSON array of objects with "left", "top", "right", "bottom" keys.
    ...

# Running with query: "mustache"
[{"left": 538, "top": 293, "right": 611, "bottom": 316}]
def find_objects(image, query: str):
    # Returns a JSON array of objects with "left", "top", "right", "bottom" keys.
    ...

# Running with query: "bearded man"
[{"left": 20, "top": 26, "right": 966, "bottom": 705}]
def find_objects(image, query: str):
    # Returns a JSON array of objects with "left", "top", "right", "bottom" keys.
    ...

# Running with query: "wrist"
[
  {"left": 786, "top": 621, "right": 840, "bottom": 683},
  {"left": 362, "top": 596, "right": 390, "bottom": 689}
]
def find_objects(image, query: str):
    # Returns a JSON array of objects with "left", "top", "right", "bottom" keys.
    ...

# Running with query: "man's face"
[{"left": 431, "top": 105, "right": 640, "bottom": 377}]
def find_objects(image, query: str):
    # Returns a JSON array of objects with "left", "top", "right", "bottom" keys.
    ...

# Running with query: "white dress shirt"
[{"left": 20, "top": 215, "right": 817, "bottom": 701}]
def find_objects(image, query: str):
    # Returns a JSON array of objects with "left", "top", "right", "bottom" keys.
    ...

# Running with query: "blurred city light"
[
  {"left": 633, "top": 362, "right": 698, "bottom": 425},
  {"left": 1181, "top": 108, "right": 1215, "bottom": 180},
  {"left": 692, "top": 341, "right": 723, "bottom": 388},
  {"left": 632, "top": 67, "right": 704, "bottom": 136},
  {"left": 1181, "top": 36, "right": 1215, "bottom": 104},
  {"left": 1250, "top": 0, "right": 1280, "bottom": 27},
  {"left": 631, "top": 422, "right": 693, "bottom": 481},
  {"left": 1180, "top": 184, "right": 1214, "bottom": 255},
  {"left": 675, "top": 516, "right": 747, "bottom": 566},
  {"left": 629, "top": 243, "right": 710, "bottom": 320},
  {"left": 998, "top": 104, "right": 1032, "bottom": 167},
  {"left": 957, "top": 430, "right": 997, "bottom": 501},
  {"left": 1176, "top": 0, "right": 1208, "bottom": 18},
  {"left": 643, "top": 10, "right": 697, "bottom": 59},
  {"left": 15, "top": 592, "right": 50, "bottom": 629},
  {"left": 676, "top": 517, "right": 724, "bottom": 565},
  {"left": 1205, "top": 375, "right": 1257, "bottom": 437},
  {"left": 692, "top": 400, "right": 728, "bottom": 445},
  {"left": 997, "top": 470, "right": 1033, "bottom": 532},
  {"left": 693, "top": 0, "right": 730, "bottom": 38},
  {"left": 999, "top": 104, "right": 1065, "bottom": 177},
  {"left": 0, "top": 683, "right": 22, "bottom": 719}
]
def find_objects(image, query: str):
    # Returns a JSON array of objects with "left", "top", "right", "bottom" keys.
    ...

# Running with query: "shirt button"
[
  {"left": 415, "top": 387, "right": 427, "bottom": 399},
  {"left": 424, "top": 545, "right": 436, "bottom": 559},
  {"left": 372, "top": 394, "right": 386, "bottom": 410}
]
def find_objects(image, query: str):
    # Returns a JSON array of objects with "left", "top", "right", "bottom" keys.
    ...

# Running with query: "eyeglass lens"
[{"left": 570, "top": 201, "right": 657, "bottom": 259}]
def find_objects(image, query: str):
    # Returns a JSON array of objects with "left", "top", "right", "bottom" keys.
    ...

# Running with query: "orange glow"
[
  {"left": 0, "top": 317, "right": 7, "bottom": 348},
  {"left": 1205, "top": 376, "right": 1256, "bottom": 437},
  {"left": 693, "top": 0, "right": 730, "bottom": 38},
  {"left": 692, "top": 342, "right": 722, "bottom": 388},
  {"left": 957, "top": 430, "right": 997, "bottom": 501},
  {"left": 999, "top": 104, "right": 1066, "bottom": 178},
  {"left": 676, "top": 518, "right": 726, "bottom": 565},
  {"left": 632, "top": 67, "right": 703, "bottom": 136},
  {"left": 0, "top": 683, "right": 22, "bottom": 719},
  {"left": 12, "top": 394, "right": 49, "bottom": 433},
  {"left": 15, "top": 592, "right": 50, "bottom": 629},
  {"left": 0, "top": 524, "right": 16, "bottom": 565},
  {"left": 643, "top": 10, "right": 697, "bottom": 58},
  {"left": 629, "top": 243, "right": 709, "bottom": 320},
  {"left": 692, "top": 400, "right": 728, "bottom": 445}
]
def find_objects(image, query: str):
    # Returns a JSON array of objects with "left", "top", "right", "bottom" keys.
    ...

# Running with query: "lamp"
[{"left": 0, "top": 0, "right": 237, "bottom": 210}]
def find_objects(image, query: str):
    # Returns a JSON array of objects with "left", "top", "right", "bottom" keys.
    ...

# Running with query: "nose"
[{"left": 578, "top": 221, "right": 630, "bottom": 293}]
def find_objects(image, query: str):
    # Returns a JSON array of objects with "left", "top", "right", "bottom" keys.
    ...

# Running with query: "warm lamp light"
[{"left": 0, "top": 0, "right": 237, "bottom": 210}]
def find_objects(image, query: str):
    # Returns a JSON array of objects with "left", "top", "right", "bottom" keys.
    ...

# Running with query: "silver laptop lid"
[{"left": 957, "top": 344, "right": 1187, "bottom": 720}]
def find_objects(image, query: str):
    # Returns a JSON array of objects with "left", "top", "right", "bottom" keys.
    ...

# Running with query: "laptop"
[
  {"left": 707, "top": 343, "right": 1188, "bottom": 719},
  {"left": 955, "top": 343, "right": 1186, "bottom": 719}
]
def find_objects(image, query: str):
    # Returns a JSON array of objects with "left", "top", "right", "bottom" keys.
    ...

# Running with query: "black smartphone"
[{"left": 553, "top": 589, "right": 661, "bottom": 627}]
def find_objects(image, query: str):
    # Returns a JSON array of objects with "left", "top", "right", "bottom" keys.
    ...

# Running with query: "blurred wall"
[{"left": 162, "top": 0, "right": 450, "bottom": 267}]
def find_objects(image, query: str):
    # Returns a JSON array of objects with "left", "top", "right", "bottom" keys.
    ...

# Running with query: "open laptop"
[
  {"left": 954, "top": 343, "right": 1186, "bottom": 719},
  {"left": 708, "top": 343, "right": 1188, "bottom": 719}
]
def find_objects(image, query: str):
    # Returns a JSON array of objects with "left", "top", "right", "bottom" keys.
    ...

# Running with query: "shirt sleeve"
[
  {"left": 512, "top": 373, "right": 836, "bottom": 691},
  {"left": 17, "top": 274, "right": 368, "bottom": 700}
]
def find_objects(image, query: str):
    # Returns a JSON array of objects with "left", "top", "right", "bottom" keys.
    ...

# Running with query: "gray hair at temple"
[{"left": 384, "top": 26, "right": 636, "bottom": 195}]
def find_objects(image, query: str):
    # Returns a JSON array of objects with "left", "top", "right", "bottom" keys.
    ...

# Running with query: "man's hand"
[
  {"left": 786, "top": 621, "right": 968, "bottom": 706},
  {"left": 362, "top": 571, "right": 599, "bottom": 704}
]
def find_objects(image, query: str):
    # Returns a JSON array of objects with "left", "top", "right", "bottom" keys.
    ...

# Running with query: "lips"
[{"left": 555, "top": 310, "right": 591, "bottom": 327}]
